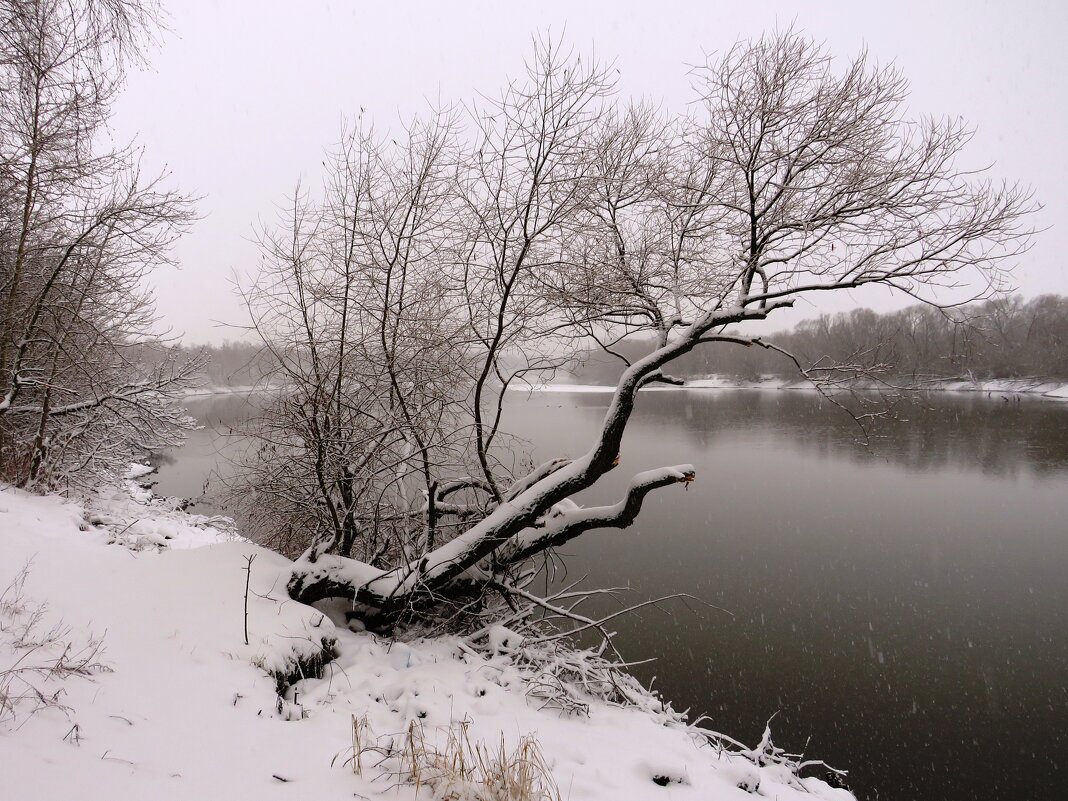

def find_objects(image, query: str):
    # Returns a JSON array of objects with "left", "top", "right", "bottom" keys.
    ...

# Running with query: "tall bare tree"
[
  {"left": 238, "top": 32, "right": 1032, "bottom": 632},
  {"left": 0, "top": 0, "right": 197, "bottom": 488},
  {"left": 237, "top": 114, "right": 471, "bottom": 565}
]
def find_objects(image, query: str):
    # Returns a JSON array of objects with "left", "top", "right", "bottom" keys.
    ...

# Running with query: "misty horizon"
[{"left": 105, "top": 0, "right": 1068, "bottom": 343}]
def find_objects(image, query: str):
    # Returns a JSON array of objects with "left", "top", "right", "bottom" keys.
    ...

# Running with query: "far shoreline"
[
  {"left": 184, "top": 378, "right": 1068, "bottom": 402},
  {"left": 513, "top": 377, "right": 1068, "bottom": 401}
]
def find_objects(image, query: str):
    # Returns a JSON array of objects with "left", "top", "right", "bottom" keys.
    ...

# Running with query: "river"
[{"left": 154, "top": 388, "right": 1068, "bottom": 801}]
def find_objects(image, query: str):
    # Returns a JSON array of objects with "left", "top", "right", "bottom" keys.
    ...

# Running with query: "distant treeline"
[
  {"left": 133, "top": 341, "right": 276, "bottom": 389},
  {"left": 569, "top": 295, "right": 1068, "bottom": 384}
]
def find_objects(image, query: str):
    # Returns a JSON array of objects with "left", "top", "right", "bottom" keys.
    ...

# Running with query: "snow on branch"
[
  {"left": 0, "top": 373, "right": 194, "bottom": 418},
  {"left": 500, "top": 465, "right": 697, "bottom": 566}
]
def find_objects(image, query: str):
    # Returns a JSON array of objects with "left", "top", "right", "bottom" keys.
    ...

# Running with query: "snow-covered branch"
[
  {"left": 0, "top": 374, "right": 192, "bottom": 418},
  {"left": 500, "top": 465, "right": 696, "bottom": 566}
]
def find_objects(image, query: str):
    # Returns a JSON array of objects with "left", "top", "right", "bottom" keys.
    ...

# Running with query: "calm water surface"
[{"left": 156, "top": 389, "right": 1068, "bottom": 801}]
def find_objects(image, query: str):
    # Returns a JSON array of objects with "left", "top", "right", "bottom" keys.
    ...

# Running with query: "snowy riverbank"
[
  {"left": 1, "top": 472, "right": 853, "bottom": 800},
  {"left": 519, "top": 377, "right": 1068, "bottom": 400}
]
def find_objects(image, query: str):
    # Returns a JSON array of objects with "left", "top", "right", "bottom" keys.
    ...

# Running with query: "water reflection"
[{"left": 152, "top": 392, "right": 263, "bottom": 508}]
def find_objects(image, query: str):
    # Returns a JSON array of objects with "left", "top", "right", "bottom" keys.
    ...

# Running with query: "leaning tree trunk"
[{"left": 286, "top": 304, "right": 782, "bottom": 621}]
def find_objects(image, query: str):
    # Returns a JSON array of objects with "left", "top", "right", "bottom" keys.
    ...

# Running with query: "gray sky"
[{"left": 111, "top": 0, "right": 1068, "bottom": 344}]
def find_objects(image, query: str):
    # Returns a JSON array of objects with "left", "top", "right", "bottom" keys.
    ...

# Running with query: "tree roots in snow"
[{"left": 261, "top": 634, "right": 340, "bottom": 718}]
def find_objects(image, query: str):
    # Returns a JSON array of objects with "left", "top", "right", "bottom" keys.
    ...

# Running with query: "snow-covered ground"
[{"left": 1, "top": 473, "right": 853, "bottom": 800}]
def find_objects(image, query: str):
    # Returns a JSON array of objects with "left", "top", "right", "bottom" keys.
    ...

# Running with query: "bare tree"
[
  {"left": 0, "top": 0, "right": 198, "bottom": 489},
  {"left": 238, "top": 32, "right": 1032, "bottom": 633},
  {"left": 235, "top": 113, "right": 472, "bottom": 565}
]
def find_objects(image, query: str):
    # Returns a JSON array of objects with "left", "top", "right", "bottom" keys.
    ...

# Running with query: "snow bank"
[
  {"left": 0, "top": 483, "right": 341, "bottom": 799},
  {"left": 0, "top": 482, "right": 854, "bottom": 800},
  {"left": 923, "top": 377, "right": 1064, "bottom": 396},
  {"left": 72, "top": 463, "right": 245, "bottom": 551}
]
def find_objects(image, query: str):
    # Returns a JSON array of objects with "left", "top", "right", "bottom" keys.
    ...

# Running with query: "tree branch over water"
[{"left": 229, "top": 30, "right": 1034, "bottom": 627}]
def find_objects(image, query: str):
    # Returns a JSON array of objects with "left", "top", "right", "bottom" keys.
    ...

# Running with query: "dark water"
[
  {"left": 149, "top": 392, "right": 262, "bottom": 509},
  {"left": 156, "top": 389, "right": 1068, "bottom": 801}
]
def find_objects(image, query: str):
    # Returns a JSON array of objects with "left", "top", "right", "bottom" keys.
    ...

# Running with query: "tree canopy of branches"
[
  {"left": 237, "top": 32, "right": 1033, "bottom": 631},
  {"left": 0, "top": 0, "right": 197, "bottom": 489}
]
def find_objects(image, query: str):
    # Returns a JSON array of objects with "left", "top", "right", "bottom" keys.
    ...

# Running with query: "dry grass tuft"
[{"left": 340, "top": 715, "right": 560, "bottom": 801}]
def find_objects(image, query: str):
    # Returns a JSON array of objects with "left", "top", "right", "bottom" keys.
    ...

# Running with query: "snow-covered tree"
[
  {"left": 0, "top": 0, "right": 198, "bottom": 488},
  {"left": 237, "top": 32, "right": 1033, "bottom": 630}
]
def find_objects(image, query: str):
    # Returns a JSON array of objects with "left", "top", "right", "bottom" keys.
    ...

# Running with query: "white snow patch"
[
  {"left": 124, "top": 463, "right": 156, "bottom": 480},
  {"left": 486, "top": 624, "right": 523, "bottom": 655},
  {"left": 928, "top": 378, "right": 1063, "bottom": 395},
  {"left": 81, "top": 464, "right": 241, "bottom": 551}
]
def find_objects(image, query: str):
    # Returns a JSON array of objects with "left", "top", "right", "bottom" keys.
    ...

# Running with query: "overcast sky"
[{"left": 110, "top": 0, "right": 1068, "bottom": 344}]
